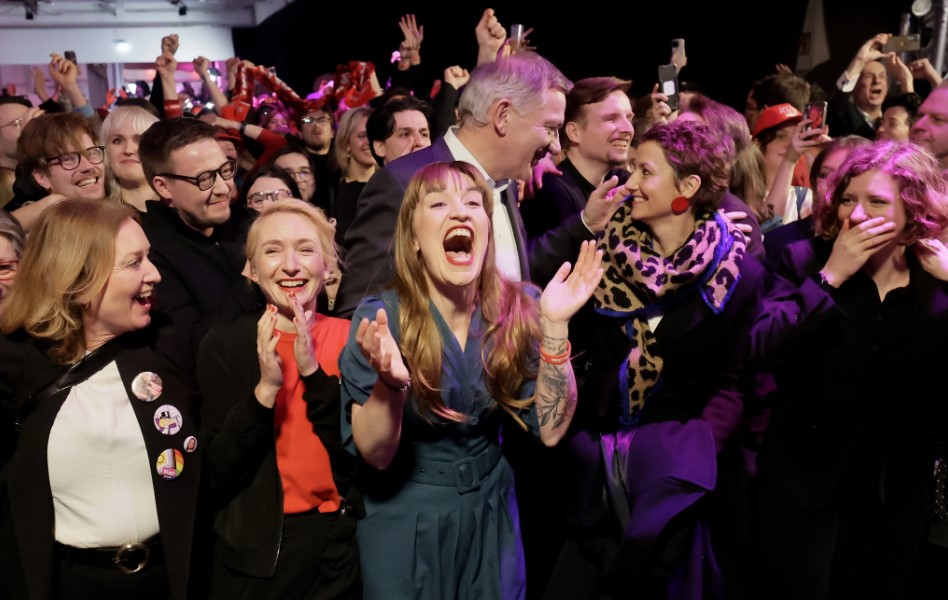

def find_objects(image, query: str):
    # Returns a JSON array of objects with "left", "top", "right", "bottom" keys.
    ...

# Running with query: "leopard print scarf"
[{"left": 593, "top": 208, "right": 746, "bottom": 424}]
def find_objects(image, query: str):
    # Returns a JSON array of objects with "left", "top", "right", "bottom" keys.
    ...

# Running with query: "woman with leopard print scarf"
[{"left": 546, "top": 120, "right": 767, "bottom": 600}]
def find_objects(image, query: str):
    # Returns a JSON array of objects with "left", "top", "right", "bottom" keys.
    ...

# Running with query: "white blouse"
[{"left": 47, "top": 360, "right": 160, "bottom": 547}]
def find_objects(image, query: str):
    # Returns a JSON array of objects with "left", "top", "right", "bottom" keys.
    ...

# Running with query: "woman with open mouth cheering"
[{"left": 340, "top": 160, "right": 603, "bottom": 600}]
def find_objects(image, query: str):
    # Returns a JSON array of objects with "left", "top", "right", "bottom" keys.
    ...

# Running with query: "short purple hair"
[{"left": 641, "top": 120, "right": 734, "bottom": 213}]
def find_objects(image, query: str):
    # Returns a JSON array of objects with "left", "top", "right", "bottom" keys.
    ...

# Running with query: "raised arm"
[
  {"left": 194, "top": 56, "right": 230, "bottom": 109},
  {"left": 349, "top": 307, "right": 411, "bottom": 469},
  {"left": 534, "top": 240, "right": 603, "bottom": 445},
  {"left": 475, "top": 8, "right": 506, "bottom": 67}
]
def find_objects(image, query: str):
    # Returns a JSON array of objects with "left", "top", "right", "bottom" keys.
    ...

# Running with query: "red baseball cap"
[{"left": 751, "top": 103, "right": 803, "bottom": 137}]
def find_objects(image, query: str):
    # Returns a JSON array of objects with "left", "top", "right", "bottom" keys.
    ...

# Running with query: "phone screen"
[{"left": 804, "top": 102, "right": 827, "bottom": 130}]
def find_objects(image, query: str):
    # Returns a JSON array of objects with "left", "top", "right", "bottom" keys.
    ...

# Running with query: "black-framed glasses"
[
  {"left": 301, "top": 115, "right": 331, "bottom": 126},
  {"left": 247, "top": 188, "right": 293, "bottom": 208},
  {"left": 158, "top": 159, "right": 237, "bottom": 191},
  {"left": 0, "top": 260, "right": 18, "bottom": 280},
  {"left": 46, "top": 146, "right": 106, "bottom": 170}
]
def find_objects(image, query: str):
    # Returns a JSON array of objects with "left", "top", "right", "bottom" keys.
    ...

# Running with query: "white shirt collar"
[{"left": 443, "top": 127, "right": 511, "bottom": 193}]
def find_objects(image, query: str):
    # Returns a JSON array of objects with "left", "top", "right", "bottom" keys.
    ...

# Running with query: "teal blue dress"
[{"left": 340, "top": 290, "right": 539, "bottom": 600}]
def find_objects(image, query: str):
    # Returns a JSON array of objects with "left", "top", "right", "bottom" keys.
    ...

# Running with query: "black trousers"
[{"left": 209, "top": 508, "right": 361, "bottom": 600}]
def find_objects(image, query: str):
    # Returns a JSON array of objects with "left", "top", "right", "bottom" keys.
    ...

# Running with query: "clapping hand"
[
  {"left": 287, "top": 291, "right": 319, "bottom": 377},
  {"left": 356, "top": 308, "right": 411, "bottom": 392},
  {"left": 255, "top": 305, "right": 283, "bottom": 408}
]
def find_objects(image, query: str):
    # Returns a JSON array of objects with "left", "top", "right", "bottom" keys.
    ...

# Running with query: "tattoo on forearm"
[
  {"left": 535, "top": 361, "right": 577, "bottom": 430},
  {"left": 541, "top": 333, "right": 568, "bottom": 355}
]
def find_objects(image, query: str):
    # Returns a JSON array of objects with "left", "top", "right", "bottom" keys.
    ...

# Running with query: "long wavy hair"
[
  {"left": 0, "top": 200, "right": 139, "bottom": 364},
  {"left": 392, "top": 161, "right": 541, "bottom": 429},
  {"left": 814, "top": 141, "right": 948, "bottom": 244}
]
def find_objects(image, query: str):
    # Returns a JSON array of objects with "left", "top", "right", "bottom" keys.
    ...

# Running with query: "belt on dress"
[
  {"left": 54, "top": 536, "right": 163, "bottom": 574},
  {"left": 410, "top": 444, "right": 503, "bottom": 494}
]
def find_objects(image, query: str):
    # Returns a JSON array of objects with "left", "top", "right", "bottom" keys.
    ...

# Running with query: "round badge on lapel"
[
  {"left": 183, "top": 436, "right": 198, "bottom": 453},
  {"left": 155, "top": 449, "right": 184, "bottom": 480},
  {"left": 153, "top": 404, "right": 183, "bottom": 436},
  {"left": 131, "top": 372, "right": 163, "bottom": 402}
]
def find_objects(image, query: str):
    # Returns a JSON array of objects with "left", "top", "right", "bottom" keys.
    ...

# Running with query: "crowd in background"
[{"left": 2, "top": 8, "right": 948, "bottom": 600}]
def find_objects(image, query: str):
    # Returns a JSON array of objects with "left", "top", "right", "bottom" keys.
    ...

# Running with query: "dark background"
[{"left": 234, "top": 1, "right": 908, "bottom": 112}]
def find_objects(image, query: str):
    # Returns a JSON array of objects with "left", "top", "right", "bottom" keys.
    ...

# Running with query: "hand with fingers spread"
[
  {"left": 539, "top": 240, "right": 605, "bottom": 325},
  {"left": 855, "top": 33, "right": 893, "bottom": 64},
  {"left": 914, "top": 238, "right": 948, "bottom": 282},
  {"left": 255, "top": 304, "right": 283, "bottom": 408},
  {"left": 356, "top": 308, "right": 410, "bottom": 392},
  {"left": 286, "top": 291, "right": 319, "bottom": 376},
  {"left": 821, "top": 217, "right": 898, "bottom": 287},
  {"left": 398, "top": 14, "right": 424, "bottom": 64}
]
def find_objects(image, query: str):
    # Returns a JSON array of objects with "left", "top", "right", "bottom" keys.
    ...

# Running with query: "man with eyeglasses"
[
  {"left": 12, "top": 112, "right": 105, "bottom": 231},
  {"left": 292, "top": 102, "right": 338, "bottom": 213},
  {"left": 138, "top": 118, "right": 252, "bottom": 348},
  {"left": 0, "top": 97, "right": 43, "bottom": 208}
]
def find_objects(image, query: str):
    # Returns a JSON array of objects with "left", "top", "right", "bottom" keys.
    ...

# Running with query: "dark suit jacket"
[
  {"left": 0, "top": 327, "right": 200, "bottom": 600},
  {"left": 335, "top": 136, "right": 597, "bottom": 318},
  {"left": 752, "top": 238, "right": 948, "bottom": 514}
]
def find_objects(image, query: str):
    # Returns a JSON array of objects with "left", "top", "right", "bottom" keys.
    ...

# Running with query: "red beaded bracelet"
[{"left": 539, "top": 342, "right": 571, "bottom": 365}]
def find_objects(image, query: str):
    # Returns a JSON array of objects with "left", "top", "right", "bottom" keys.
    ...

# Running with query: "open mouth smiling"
[
  {"left": 443, "top": 225, "right": 474, "bottom": 266},
  {"left": 277, "top": 278, "right": 308, "bottom": 290},
  {"left": 133, "top": 289, "right": 153, "bottom": 307}
]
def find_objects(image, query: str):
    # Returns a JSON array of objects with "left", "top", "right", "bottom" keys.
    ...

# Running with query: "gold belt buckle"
[{"left": 113, "top": 543, "right": 149, "bottom": 574}]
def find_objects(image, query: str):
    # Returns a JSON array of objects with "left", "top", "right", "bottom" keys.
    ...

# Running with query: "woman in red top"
[{"left": 197, "top": 199, "right": 361, "bottom": 599}]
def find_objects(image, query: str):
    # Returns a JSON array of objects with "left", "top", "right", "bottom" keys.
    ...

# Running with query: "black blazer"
[
  {"left": 566, "top": 252, "right": 767, "bottom": 528},
  {"left": 0, "top": 327, "right": 201, "bottom": 600},
  {"left": 196, "top": 312, "right": 361, "bottom": 578}
]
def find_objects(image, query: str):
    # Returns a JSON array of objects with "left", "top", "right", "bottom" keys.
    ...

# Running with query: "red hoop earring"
[{"left": 671, "top": 196, "right": 690, "bottom": 214}]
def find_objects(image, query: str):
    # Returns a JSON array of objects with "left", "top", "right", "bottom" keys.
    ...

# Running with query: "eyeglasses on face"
[
  {"left": 282, "top": 167, "right": 314, "bottom": 182},
  {"left": 46, "top": 146, "right": 106, "bottom": 170},
  {"left": 157, "top": 159, "right": 238, "bottom": 191},
  {"left": 301, "top": 115, "right": 331, "bottom": 127},
  {"left": 0, "top": 260, "right": 18, "bottom": 280},
  {"left": 247, "top": 188, "right": 293, "bottom": 207}
]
